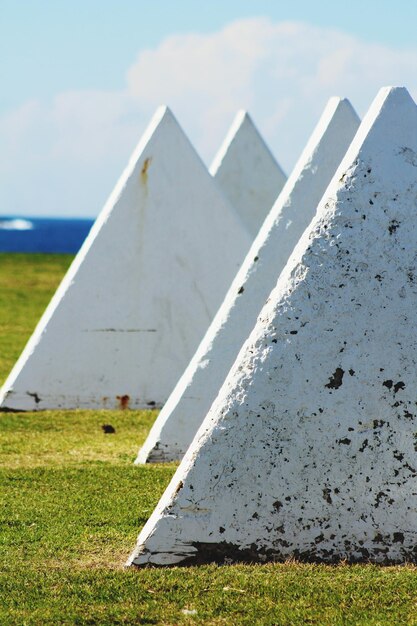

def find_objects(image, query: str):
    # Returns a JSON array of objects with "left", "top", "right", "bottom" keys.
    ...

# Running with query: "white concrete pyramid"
[
  {"left": 138, "top": 97, "right": 360, "bottom": 463},
  {"left": 210, "top": 111, "right": 286, "bottom": 237},
  {"left": 128, "top": 87, "right": 417, "bottom": 566},
  {"left": 0, "top": 107, "right": 251, "bottom": 411}
]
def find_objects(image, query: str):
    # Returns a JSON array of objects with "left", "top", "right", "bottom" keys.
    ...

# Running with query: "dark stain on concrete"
[
  {"left": 325, "top": 368, "right": 344, "bottom": 389},
  {"left": 27, "top": 392, "right": 41, "bottom": 404},
  {"left": 116, "top": 394, "right": 130, "bottom": 410}
]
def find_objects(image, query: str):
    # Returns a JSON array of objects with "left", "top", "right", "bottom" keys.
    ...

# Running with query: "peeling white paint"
[
  {"left": 128, "top": 87, "right": 417, "bottom": 566},
  {"left": 210, "top": 110, "right": 286, "bottom": 237},
  {"left": 0, "top": 107, "right": 251, "bottom": 411},
  {"left": 138, "top": 97, "right": 360, "bottom": 463}
]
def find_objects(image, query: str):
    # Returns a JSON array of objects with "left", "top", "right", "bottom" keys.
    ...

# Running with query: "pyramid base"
[{"left": 128, "top": 538, "right": 417, "bottom": 568}]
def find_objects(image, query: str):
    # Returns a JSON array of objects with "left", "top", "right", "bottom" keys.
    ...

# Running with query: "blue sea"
[{"left": 0, "top": 216, "right": 95, "bottom": 254}]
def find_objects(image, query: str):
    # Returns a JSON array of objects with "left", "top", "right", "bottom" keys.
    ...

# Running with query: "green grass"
[
  {"left": 1, "top": 253, "right": 417, "bottom": 625},
  {"left": 0, "top": 253, "right": 73, "bottom": 384}
]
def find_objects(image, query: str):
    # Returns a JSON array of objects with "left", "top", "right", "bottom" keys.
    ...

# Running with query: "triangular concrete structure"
[
  {"left": 128, "top": 87, "right": 417, "bottom": 566},
  {"left": 138, "top": 97, "right": 360, "bottom": 463},
  {"left": 0, "top": 107, "right": 251, "bottom": 411},
  {"left": 210, "top": 111, "right": 287, "bottom": 237}
]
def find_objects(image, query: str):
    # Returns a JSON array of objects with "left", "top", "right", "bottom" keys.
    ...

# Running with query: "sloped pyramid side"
[
  {"left": 129, "top": 87, "right": 417, "bottom": 566},
  {"left": 0, "top": 107, "right": 251, "bottom": 411},
  {"left": 210, "top": 111, "right": 287, "bottom": 237},
  {"left": 137, "top": 97, "right": 360, "bottom": 463}
]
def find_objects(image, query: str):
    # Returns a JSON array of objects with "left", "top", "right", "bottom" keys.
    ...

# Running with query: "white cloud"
[{"left": 2, "top": 17, "right": 417, "bottom": 216}]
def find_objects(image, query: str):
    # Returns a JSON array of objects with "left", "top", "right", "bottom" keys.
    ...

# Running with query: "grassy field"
[{"left": 1, "top": 253, "right": 417, "bottom": 625}]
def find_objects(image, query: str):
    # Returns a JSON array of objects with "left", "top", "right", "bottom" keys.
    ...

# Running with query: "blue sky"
[{"left": 2, "top": 0, "right": 417, "bottom": 216}]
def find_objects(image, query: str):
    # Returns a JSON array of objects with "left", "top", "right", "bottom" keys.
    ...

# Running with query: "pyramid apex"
[
  {"left": 210, "top": 109, "right": 272, "bottom": 177},
  {"left": 319, "top": 96, "right": 360, "bottom": 127},
  {"left": 226, "top": 109, "right": 254, "bottom": 137},
  {"left": 156, "top": 104, "right": 174, "bottom": 117},
  {"left": 334, "top": 97, "right": 360, "bottom": 124},
  {"left": 338, "top": 96, "right": 359, "bottom": 111},
  {"left": 125, "top": 106, "right": 185, "bottom": 173},
  {"left": 235, "top": 109, "right": 252, "bottom": 125},
  {"left": 378, "top": 85, "right": 410, "bottom": 99},
  {"left": 326, "top": 87, "right": 416, "bottom": 191},
  {"left": 149, "top": 105, "right": 176, "bottom": 128},
  {"left": 284, "top": 97, "right": 359, "bottom": 194},
  {"left": 363, "top": 86, "right": 414, "bottom": 125},
  {"left": 326, "top": 95, "right": 343, "bottom": 107}
]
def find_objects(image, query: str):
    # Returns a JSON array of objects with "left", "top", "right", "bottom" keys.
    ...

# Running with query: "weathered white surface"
[
  {"left": 128, "top": 87, "right": 417, "bottom": 566},
  {"left": 210, "top": 111, "right": 286, "bottom": 237},
  {"left": 138, "top": 97, "right": 360, "bottom": 463},
  {"left": 0, "top": 107, "right": 251, "bottom": 411}
]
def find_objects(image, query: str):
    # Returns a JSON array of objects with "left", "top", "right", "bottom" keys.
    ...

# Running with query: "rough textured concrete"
[
  {"left": 137, "top": 97, "right": 359, "bottom": 463},
  {"left": 128, "top": 87, "right": 417, "bottom": 566},
  {"left": 0, "top": 107, "right": 251, "bottom": 411},
  {"left": 210, "top": 110, "right": 286, "bottom": 237}
]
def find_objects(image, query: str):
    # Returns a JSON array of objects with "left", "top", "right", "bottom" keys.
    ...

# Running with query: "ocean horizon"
[{"left": 0, "top": 216, "right": 95, "bottom": 254}]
